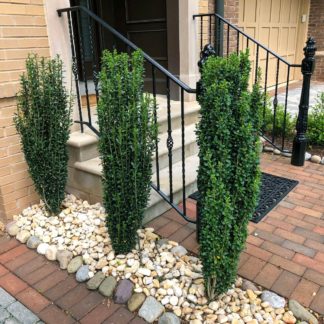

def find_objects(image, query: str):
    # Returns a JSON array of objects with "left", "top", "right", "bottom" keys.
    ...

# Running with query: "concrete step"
[
  {"left": 154, "top": 123, "right": 198, "bottom": 172},
  {"left": 67, "top": 132, "right": 99, "bottom": 165},
  {"left": 67, "top": 154, "right": 199, "bottom": 224},
  {"left": 80, "top": 95, "right": 200, "bottom": 135},
  {"left": 68, "top": 123, "right": 198, "bottom": 172}
]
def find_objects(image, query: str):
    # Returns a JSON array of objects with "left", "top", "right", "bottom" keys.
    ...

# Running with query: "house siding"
[
  {"left": 0, "top": 0, "right": 50, "bottom": 222},
  {"left": 308, "top": 0, "right": 324, "bottom": 81}
]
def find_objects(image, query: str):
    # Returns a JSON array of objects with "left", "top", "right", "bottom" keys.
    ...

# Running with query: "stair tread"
[
  {"left": 81, "top": 97, "right": 200, "bottom": 129},
  {"left": 69, "top": 122, "right": 197, "bottom": 157},
  {"left": 158, "top": 123, "right": 196, "bottom": 155},
  {"left": 68, "top": 132, "right": 98, "bottom": 147},
  {"left": 155, "top": 95, "right": 200, "bottom": 123}
]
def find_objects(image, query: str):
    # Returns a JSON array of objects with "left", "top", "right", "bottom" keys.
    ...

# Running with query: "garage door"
[{"left": 238, "top": 0, "right": 308, "bottom": 86}]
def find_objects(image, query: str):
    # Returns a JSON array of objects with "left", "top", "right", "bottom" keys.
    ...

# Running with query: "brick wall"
[
  {"left": 197, "top": 0, "right": 239, "bottom": 55},
  {"left": 308, "top": 0, "right": 324, "bottom": 81},
  {"left": 199, "top": 0, "right": 215, "bottom": 14},
  {"left": 0, "top": 0, "right": 50, "bottom": 222}
]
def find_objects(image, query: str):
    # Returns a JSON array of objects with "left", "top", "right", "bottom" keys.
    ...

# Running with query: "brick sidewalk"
[
  {"left": 0, "top": 154, "right": 323, "bottom": 323},
  {"left": 0, "top": 287, "right": 43, "bottom": 323},
  {"left": 148, "top": 154, "right": 324, "bottom": 315},
  {"left": 0, "top": 236, "right": 146, "bottom": 324}
]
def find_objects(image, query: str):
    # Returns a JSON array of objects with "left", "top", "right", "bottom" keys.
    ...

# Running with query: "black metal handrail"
[
  {"left": 58, "top": 6, "right": 195, "bottom": 94},
  {"left": 193, "top": 13, "right": 308, "bottom": 154},
  {"left": 193, "top": 13, "right": 301, "bottom": 68},
  {"left": 58, "top": 5, "right": 196, "bottom": 223},
  {"left": 57, "top": 5, "right": 315, "bottom": 229}
]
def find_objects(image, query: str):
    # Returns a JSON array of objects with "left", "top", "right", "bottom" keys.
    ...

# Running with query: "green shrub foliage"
[
  {"left": 97, "top": 50, "right": 156, "bottom": 254},
  {"left": 307, "top": 92, "right": 324, "bottom": 146},
  {"left": 262, "top": 101, "right": 295, "bottom": 139},
  {"left": 197, "top": 51, "right": 263, "bottom": 299},
  {"left": 14, "top": 55, "right": 71, "bottom": 215}
]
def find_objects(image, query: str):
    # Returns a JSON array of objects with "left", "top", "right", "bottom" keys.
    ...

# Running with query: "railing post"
[
  {"left": 196, "top": 44, "right": 216, "bottom": 242},
  {"left": 291, "top": 37, "right": 316, "bottom": 166}
]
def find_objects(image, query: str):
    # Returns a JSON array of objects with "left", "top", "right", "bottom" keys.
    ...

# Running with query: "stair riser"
[
  {"left": 158, "top": 110, "right": 199, "bottom": 134},
  {"left": 67, "top": 165, "right": 197, "bottom": 224},
  {"left": 152, "top": 140, "right": 198, "bottom": 173},
  {"left": 69, "top": 132, "right": 198, "bottom": 168},
  {"left": 67, "top": 144, "right": 99, "bottom": 166},
  {"left": 143, "top": 181, "right": 197, "bottom": 224}
]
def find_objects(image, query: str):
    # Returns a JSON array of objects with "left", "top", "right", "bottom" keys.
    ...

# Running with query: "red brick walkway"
[
  {"left": 0, "top": 235, "right": 146, "bottom": 324},
  {"left": 148, "top": 154, "right": 324, "bottom": 315},
  {"left": 0, "top": 154, "right": 323, "bottom": 322}
]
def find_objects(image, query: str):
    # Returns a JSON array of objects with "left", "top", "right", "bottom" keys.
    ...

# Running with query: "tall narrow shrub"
[
  {"left": 14, "top": 55, "right": 71, "bottom": 215},
  {"left": 97, "top": 50, "right": 156, "bottom": 254},
  {"left": 197, "top": 51, "right": 263, "bottom": 298}
]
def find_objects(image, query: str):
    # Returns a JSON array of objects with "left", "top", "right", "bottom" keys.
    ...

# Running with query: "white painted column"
[
  {"left": 44, "top": 0, "right": 79, "bottom": 130},
  {"left": 179, "top": 0, "right": 200, "bottom": 101}
]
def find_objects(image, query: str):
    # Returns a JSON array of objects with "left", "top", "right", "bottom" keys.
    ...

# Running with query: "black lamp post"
[{"left": 291, "top": 37, "right": 316, "bottom": 166}]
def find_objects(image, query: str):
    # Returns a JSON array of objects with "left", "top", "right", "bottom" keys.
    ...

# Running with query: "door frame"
[{"left": 70, "top": 0, "right": 181, "bottom": 84}]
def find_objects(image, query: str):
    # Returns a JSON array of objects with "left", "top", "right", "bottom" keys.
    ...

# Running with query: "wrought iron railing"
[
  {"left": 57, "top": 6, "right": 315, "bottom": 225},
  {"left": 58, "top": 5, "right": 197, "bottom": 222},
  {"left": 193, "top": 13, "right": 316, "bottom": 158}
]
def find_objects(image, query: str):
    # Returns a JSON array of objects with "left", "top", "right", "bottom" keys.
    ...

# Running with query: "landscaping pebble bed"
[
  {"left": 262, "top": 142, "right": 324, "bottom": 164},
  {"left": 6, "top": 195, "right": 321, "bottom": 324}
]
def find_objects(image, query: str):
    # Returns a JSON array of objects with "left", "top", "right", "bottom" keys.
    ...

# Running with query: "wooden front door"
[
  {"left": 96, "top": 0, "right": 169, "bottom": 92},
  {"left": 71, "top": 0, "right": 178, "bottom": 93},
  {"left": 239, "top": 0, "right": 309, "bottom": 86}
]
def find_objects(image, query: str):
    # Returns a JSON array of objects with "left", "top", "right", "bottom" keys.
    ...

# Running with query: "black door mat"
[{"left": 189, "top": 172, "right": 298, "bottom": 223}]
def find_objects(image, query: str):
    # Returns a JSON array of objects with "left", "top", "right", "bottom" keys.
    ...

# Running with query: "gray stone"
[
  {"left": 138, "top": 296, "right": 164, "bottom": 323},
  {"left": 7, "top": 301, "right": 39, "bottom": 324},
  {"left": 157, "top": 239, "right": 169, "bottom": 247},
  {"left": 4, "top": 317, "right": 22, "bottom": 324},
  {"left": 16, "top": 230, "right": 30, "bottom": 244},
  {"left": 158, "top": 312, "right": 180, "bottom": 324},
  {"left": 5, "top": 222, "right": 19, "bottom": 237},
  {"left": 273, "top": 149, "right": 281, "bottom": 155},
  {"left": 258, "top": 142, "right": 263, "bottom": 153},
  {"left": 321, "top": 157, "right": 324, "bottom": 165},
  {"left": 86, "top": 271, "right": 105, "bottom": 290},
  {"left": 281, "top": 151, "right": 292, "bottom": 157},
  {"left": 56, "top": 250, "right": 73, "bottom": 270},
  {"left": 99, "top": 276, "right": 117, "bottom": 297},
  {"left": 288, "top": 300, "right": 318, "bottom": 324},
  {"left": 26, "top": 236, "right": 41, "bottom": 249},
  {"left": 263, "top": 146, "right": 274, "bottom": 152},
  {"left": 171, "top": 245, "right": 187, "bottom": 257},
  {"left": 127, "top": 293, "right": 146, "bottom": 312},
  {"left": 0, "top": 307, "right": 10, "bottom": 321},
  {"left": 311, "top": 155, "right": 321, "bottom": 164},
  {"left": 242, "top": 279, "right": 258, "bottom": 291},
  {"left": 305, "top": 152, "right": 312, "bottom": 160},
  {"left": 67, "top": 256, "right": 83, "bottom": 274},
  {"left": 261, "top": 291, "right": 286, "bottom": 309},
  {"left": 76, "top": 265, "right": 90, "bottom": 282},
  {"left": 114, "top": 279, "right": 134, "bottom": 304},
  {"left": 0, "top": 288, "right": 15, "bottom": 308}
]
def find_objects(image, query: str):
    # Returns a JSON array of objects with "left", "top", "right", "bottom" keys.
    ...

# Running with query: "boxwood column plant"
[
  {"left": 197, "top": 51, "right": 263, "bottom": 299},
  {"left": 15, "top": 55, "right": 71, "bottom": 215},
  {"left": 97, "top": 50, "right": 157, "bottom": 254}
]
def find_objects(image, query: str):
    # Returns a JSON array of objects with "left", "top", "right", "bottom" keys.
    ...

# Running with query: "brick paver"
[
  {"left": 0, "top": 154, "right": 323, "bottom": 322},
  {"left": 148, "top": 155, "right": 324, "bottom": 315},
  {"left": 0, "top": 237, "right": 147, "bottom": 323},
  {"left": 0, "top": 287, "right": 42, "bottom": 324}
]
